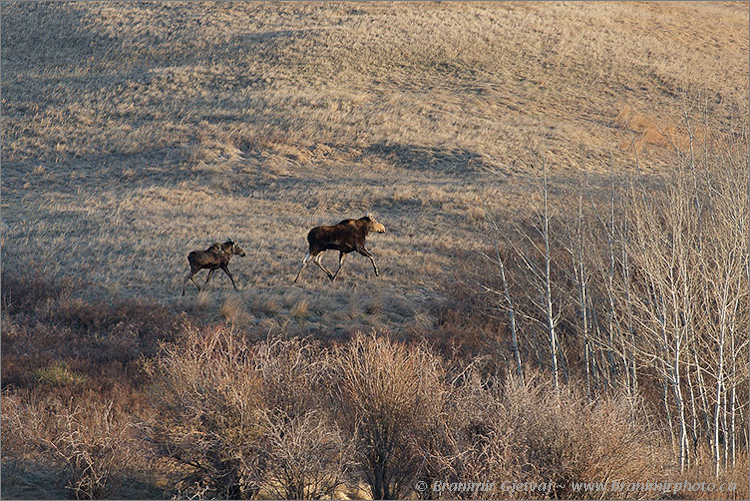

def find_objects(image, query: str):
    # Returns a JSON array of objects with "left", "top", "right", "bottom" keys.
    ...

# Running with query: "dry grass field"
[
  {"left": 3, "top": 1, "right": 747, "bottom": 332},
  {"left": 2, "top": 2, "right": 748, "bottom": 499}
]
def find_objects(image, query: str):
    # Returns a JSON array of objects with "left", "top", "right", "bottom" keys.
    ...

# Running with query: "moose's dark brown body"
[
  {"left": 294, "top": 214, "right": 386, "bottom": 282},
  {"left": 182, "top": 240, "right": 246, "bottom": 295}
]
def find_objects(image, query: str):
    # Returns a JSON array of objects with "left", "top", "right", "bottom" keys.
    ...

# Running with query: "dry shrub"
[
  {"left": 720, "top": 454, "right": 749, "bottom": 501},
  {"left": 418, "top": 368, "right": 670, "bottom": 500},
  {"left": 414, "top": 362, "right": 512, "bottom": 500},
  {"left": 253, "top": 336, "right": 326, "bottom": 417},
  {"left": 1, "top": 272, "right": 72, "bottom": 317},
  {"left": 261, "top": 410, "right": 350, "bottom": 500},
  {"left": 331, "top": 333, "right": 449, "bottom": 500},
  {"left": 253, "top": 337, "right": 350, "bottom": 499},
  {"left": 1, "top": 391, "right": 40, "bottom": 467},
  {"left": 147, "top": 329, "right": 350, "bottom": 499},
  {"left": 675, "top": 447, "right": 749, "bottom": 500},
  {"left": 1, "top": 267, "right": 186, "bottom": 400},
  {"left": 1, "top": 391, "right": 137, "bottom": 500},
  {"left": 145, "top": 325, "right": 265, "bottom": 499},
  {"left": 45, "top": 401, "right": 134, "bottom": 500},
  {"left": 1, "top": 268, "right": 185, "bottom": 499},
  {"left": 499, "top": 373, "right": 668, "bottom": 499}
]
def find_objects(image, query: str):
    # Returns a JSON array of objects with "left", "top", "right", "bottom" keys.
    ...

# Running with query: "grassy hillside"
[
  {"left": 1, "top": 2, "right": 748, "bottom": 499},
  {"left": 3, "top": 2, "right": 747, "bottom": 333}
]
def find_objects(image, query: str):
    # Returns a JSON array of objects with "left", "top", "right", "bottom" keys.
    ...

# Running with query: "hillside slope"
[{"left": 2, "top": 1, "right": 747, "bottom": 332}]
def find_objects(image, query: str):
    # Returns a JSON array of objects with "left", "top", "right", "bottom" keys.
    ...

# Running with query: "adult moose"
[
  {"left": 182, "top": 240, "right": 246, "bottom": 295},
  {"left": 294, "top": 213, "right": 386, "bottom": 282}
]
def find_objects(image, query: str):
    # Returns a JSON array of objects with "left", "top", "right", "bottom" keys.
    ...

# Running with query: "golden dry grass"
[{"left": 2, "top": 2, "right": 747, "bottom": 333}]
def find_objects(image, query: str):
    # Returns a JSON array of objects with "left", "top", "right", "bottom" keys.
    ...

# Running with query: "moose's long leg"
[
  {"left": 331, "top": 252, "right": 347, "bottom": 281},
  {"left": 357, "top": 246, "right": 379, "bottom": 277},
  {"left": 183, "top": 271, "right": 201, "bottom": 296},
  {"left": 294, "top": 251, "right": 312, "bottom": 283},
  {"left": 313, "top": 252, "right": 334, "bottom": 280},
  {"left": 221, "top": 265, "right": 238, "bottom": 290},
  {"left": 204, "top": 269, "right": 216, "bottom": 288}
]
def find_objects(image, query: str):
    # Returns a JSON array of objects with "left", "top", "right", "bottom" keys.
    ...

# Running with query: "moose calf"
[
  {"left": 294, "top": 213, "right": 386, "bottom": 282},
  {"left": 182, "top": 240, "right": 246, "bottom": 296}
]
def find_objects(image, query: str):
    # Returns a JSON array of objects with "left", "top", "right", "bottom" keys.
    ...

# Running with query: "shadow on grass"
[{"left": 363, "top": 141, "right": 495, "bottom": 176}]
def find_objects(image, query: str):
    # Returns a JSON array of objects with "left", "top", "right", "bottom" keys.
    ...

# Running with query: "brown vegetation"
[
  {"left": 3, "top": 275, "right": 748, "bottom": 498},
  {"left": 1, "top": 271, "right": 181, "bottom": 499},
  {"left": 2, "top": 1, "right": 748, "bottom": 500}
]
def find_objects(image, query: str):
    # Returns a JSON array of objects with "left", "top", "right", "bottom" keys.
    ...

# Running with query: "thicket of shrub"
[
  {"left": 434, "top": 116, "right": 749, "bottom": 490},
  {"left": 2, "top": 268, "right": 747, "bottom": 499},
  {"left": 143, "top": 328, "right": 677, "bottom": 500},
  {"left": 1, "top": 271, "right": 183, "bottom": 499},
  {"left": 2, "top": 392, "right": 141, "bottom": 500}
]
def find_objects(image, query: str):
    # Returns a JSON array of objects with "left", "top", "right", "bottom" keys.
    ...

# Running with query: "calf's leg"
[
  {"left": 221, "top": 265, "right": 238, "bottom": 290},
  {"left": 204, "top": 268, "right": 216, "bottom": 288},
  {"left": 182, "top": 271, "right": 201, "bottom": 296}
]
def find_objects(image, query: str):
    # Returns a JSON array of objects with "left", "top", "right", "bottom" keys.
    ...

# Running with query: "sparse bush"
[
  {"left": 1, "top": 392, "right": 137, "bottom": 500},
  {"left": 260, "top": 410, "right": 351, "bottom": 500},
  {"left": 145, "top": 326, "right": 265, "bottom": 499},
  {"left": 1, "top": 272, "right": 72, "bottom": 317},
  {"left": 420, "top": 368, "right": 670, "bottom": 500},
  {"left": 146, "top": 329, "right": 350, "bottom": 499},
  {"left": 498, "top": 372, "right": 669, "bottom": 499},
  {"left": 331, "top": 334, "right": 450, "bottom": 500},
  {"left": 253, "top": 336, "right": 328, "bottom": 419},
  {"left": 254, "top": 336, "right": 352, "bottom": 498},
  {"left": 676, "top": 449, "right": 750, "bottom": 500},
  {"left": 45, "top": 401, "right": 135, "bottom": 500},
  {"left": 415, "top": 361, "right": 514, "bottom": 500},
  {"left": 1, "top": 391, "right": 40, "bottom": 472}
]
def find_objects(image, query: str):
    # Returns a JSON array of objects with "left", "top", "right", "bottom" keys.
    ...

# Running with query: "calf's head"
[{"left": 224, "top": 239, "right": 247, "bottom": 257}]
